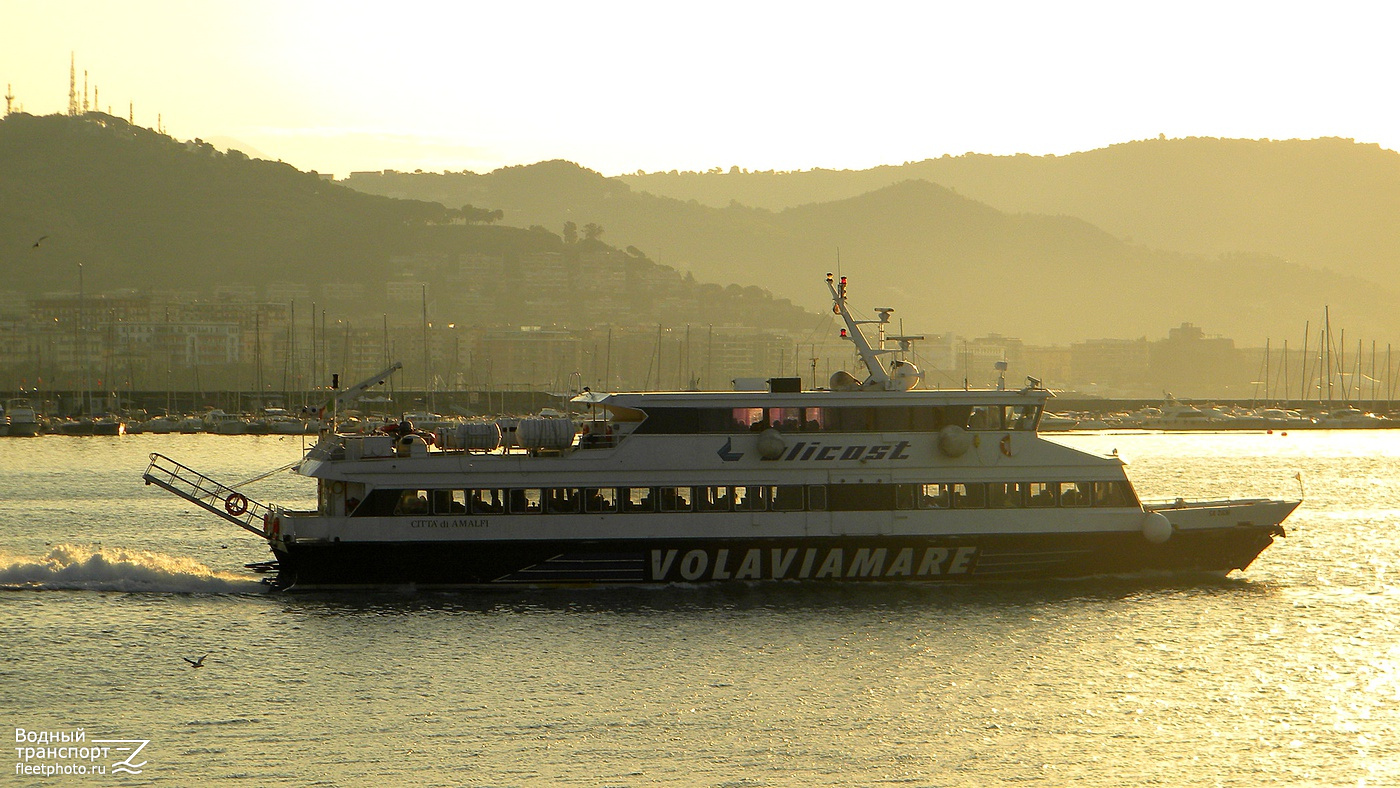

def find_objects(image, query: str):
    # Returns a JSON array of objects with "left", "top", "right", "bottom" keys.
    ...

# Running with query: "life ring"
[
  {"left": 330, "top": 480, "right": 346, "bottom": 495},
  {"left": 270, "top": 516, "right": 281, "bottom": 539},
  {"left": 225, "top": 492, "right": 248, "bottom": 516},
  {"left": 999, "top": 434, "right": 1014, "bottom": 457}
]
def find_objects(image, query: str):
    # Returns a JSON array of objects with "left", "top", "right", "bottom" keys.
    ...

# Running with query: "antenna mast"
[
  {"left": 826, "top": 273, "right": 923, "bottom": 390},
  {"left": 68, "top": 53, "right": 78, "bottom": 115}
]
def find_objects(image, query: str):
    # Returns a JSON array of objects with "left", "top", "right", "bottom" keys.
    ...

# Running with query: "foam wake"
[{"left": 0, "top": 544, "right": 266, "bottom": 593}]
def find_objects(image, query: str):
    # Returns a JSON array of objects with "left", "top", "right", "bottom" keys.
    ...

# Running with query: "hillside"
[
  {"left": 344, "top": 160, "right": 1400, "bottom": 344},
  {"left": 620, "top": 137, "right": 1400, "bottom": 287},
  {"left": 0, "top": 113, "right": 814, "bottom": 330}
]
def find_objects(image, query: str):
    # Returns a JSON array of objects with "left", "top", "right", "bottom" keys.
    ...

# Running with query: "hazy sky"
[{"left": 5, "top": 1, "right": 1397, "bottom": 177}]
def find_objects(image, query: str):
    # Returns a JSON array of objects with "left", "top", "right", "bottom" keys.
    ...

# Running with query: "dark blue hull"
[{"left": 270, "top": 525, "right": 1284, "bottom": 588}]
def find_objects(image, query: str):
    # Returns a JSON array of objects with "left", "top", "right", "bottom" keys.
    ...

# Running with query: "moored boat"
[
  {"left": 144, "top": 274, "right": 1299, "bottom": 589},
  {"left": 3, "top": 398, "right": 43, "bottom": 437}
]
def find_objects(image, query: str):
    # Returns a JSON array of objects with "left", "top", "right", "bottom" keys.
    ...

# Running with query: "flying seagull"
[
  {"left": 183, "top": 654, "right": 209, "bottom": 668},
  {"left": 31, "top": 235, "right": 49, "bottom": 248}
]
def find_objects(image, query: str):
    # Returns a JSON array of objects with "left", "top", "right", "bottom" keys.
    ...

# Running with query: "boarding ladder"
[{"left": 142, "top": 453, "right": 277, "bottom": 536}]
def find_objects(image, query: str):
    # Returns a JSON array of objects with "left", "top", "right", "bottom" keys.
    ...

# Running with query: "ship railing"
[
  {"left": 1142, "top": 497, "right": 1275, "bottom": 511},
  {"left": 142, "top": 452, "right": 272, "bottom": 536}
]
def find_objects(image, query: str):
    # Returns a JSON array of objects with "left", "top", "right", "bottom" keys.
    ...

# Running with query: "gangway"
[{"left": 142, "top": 453, "right": 274, "bottom": 536}]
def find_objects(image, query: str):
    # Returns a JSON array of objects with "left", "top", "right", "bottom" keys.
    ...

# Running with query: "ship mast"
[{"left": 825, "top": 273, "right": 922, "bottom": 391}]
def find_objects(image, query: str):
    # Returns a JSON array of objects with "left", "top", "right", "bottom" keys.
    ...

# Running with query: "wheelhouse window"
[
  {"left": 1008, "top": 405, "right": 1042, "bottom": 431},
  {"left": 967, "top": 406, "right": 1004, "bottom": 431},
  {"left": 1094, "top": 481, "right": 1136, "bottom": 507},
  {"left": 807, "top": 485, "right": 828, "bottom": 511}
]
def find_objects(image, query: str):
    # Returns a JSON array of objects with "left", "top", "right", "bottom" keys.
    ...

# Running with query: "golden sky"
[{"left": 4, "top": 0, "right": 1396, "bottom": 177}]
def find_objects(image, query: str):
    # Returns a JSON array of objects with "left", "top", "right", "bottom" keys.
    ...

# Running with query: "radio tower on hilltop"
[
  {"left": 5, "top": 84, "right": 14, "bottom": 116},
  {"left": 67, "top": 52, "right": 78, "bottom": 115}
]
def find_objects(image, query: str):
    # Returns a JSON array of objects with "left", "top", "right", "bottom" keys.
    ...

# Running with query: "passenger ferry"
[{"left": 145, "top": 275, "right": 1298, "bottom": 588}]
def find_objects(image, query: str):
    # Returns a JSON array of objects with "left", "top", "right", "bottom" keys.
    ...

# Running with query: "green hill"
[{"left": 0, "top": 113, "right": 814, "bottom": 330}]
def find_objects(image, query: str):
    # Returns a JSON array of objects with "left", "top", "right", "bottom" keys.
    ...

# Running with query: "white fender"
[
  {"left": 938, "top": 425, "right": 972, "bottom": 458},
  {"left": 757, "top": 428, "right": 786, "bottom": 460},
  {"left": 1142, "top": 511, "right": 1174, "bottom": 544}
]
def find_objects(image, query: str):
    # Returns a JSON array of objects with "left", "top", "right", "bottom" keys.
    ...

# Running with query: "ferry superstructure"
[{"left": 145, "top": 275, "right": 1297, "bottom": 588}]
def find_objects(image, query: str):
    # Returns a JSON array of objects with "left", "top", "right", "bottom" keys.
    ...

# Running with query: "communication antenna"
[
  {"left": 83, "top": 70, "right": 89, "bottom": 113},
  {"left": 68, "top": 53, "right": 78, "bottom": 115},
  {"left": 4, "top": 84, "right": 13, "bottom": 116}
]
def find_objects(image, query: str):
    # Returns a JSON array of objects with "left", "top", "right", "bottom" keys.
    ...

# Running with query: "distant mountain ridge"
[
  {"left": 620, "top": 136, "right": 1400, "bottom": 284},
  {"left": 345, "top": 151, "right": 1400, "bottom": 344}
]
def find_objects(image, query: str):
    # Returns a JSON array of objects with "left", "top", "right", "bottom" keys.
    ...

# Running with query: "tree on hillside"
[
  {"left": 563, "top": 221, "right": 579, "bottom": 245},
  {"left": 583, "top": 222, "right": 604, "bottom": 241}
]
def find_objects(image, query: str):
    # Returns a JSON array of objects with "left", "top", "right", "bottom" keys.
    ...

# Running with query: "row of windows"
[
  {"left": 354, "top": 480, "right": 1137, "bottom": 517},
  {"left": 632, "top": 404, "right": 1041, "bottom": 435}
]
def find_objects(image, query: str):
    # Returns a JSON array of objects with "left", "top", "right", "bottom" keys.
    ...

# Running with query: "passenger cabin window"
[
  {"left": 697, "top": 486, "right": 731, "bottom": 512},
  {"left": 584, "top": 487, "right": 618, "bottom": 513},
  {"left": 623, "top": 487, "right": 654, "bottom": 512},
  {"left": 733, "top": 486, "right": 766, "bottom": 512},
  {"left": 920, "top": 483, "right": 951, "bottom": 509},
  {"left": 658, "top": 486, "right": 692, "bottom": 512},
  {"left": 393, "top": 490, "right": 430, "bottom": 515},
  {"left": 352, "top": 478, "right": 1136, "bottom": 517},
  {"left": 987, "top": 482, "right": 1023, "bottom": 508},
  {"left": 1027, "top": 482, "right": 1058, "bottom": 508},
  {"left": 511, "top": 489, "right": 544, "bottom": 514},
  {"left": 656, "top": 404, "right": 1040, "bottom": 434},
  {"left": 432, "top": 490, "right": 467, "bottom": 514},
  {"left": 952, "top": 483, "right": 985, "bottom": 508},
  {"left": 470, "top": 489, "right": 506, "bottom": 514},
  {"left": 732, "top": 408, "right": 765, "bottom": 432},
  {"left": 1060, "top": 481, "right": 1092, "bottom": 508},
  {"left": 770, "top": 485, "right": 805, "bottom": 511}
]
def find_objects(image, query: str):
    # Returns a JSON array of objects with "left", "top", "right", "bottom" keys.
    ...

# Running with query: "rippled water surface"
[{"left": 2, "top": 432, "right": 1398, "bottom": 786}]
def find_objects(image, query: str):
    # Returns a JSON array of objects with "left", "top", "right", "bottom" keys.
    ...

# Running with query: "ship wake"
[{"left": 0, "top": 544, "right": 266, "bottom": 593}]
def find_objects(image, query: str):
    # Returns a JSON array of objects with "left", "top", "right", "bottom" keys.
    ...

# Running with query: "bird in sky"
[
  {"left": 31, "top": 235, "right": 48, "bottom": 248},
  {"left": 183, "top": 654, "right": 209, "bottom": 668}
]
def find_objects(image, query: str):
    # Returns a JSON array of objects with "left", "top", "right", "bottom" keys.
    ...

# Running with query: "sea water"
[{"left": 1, "top": 431, "right": 1397, "bottom": 786}]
